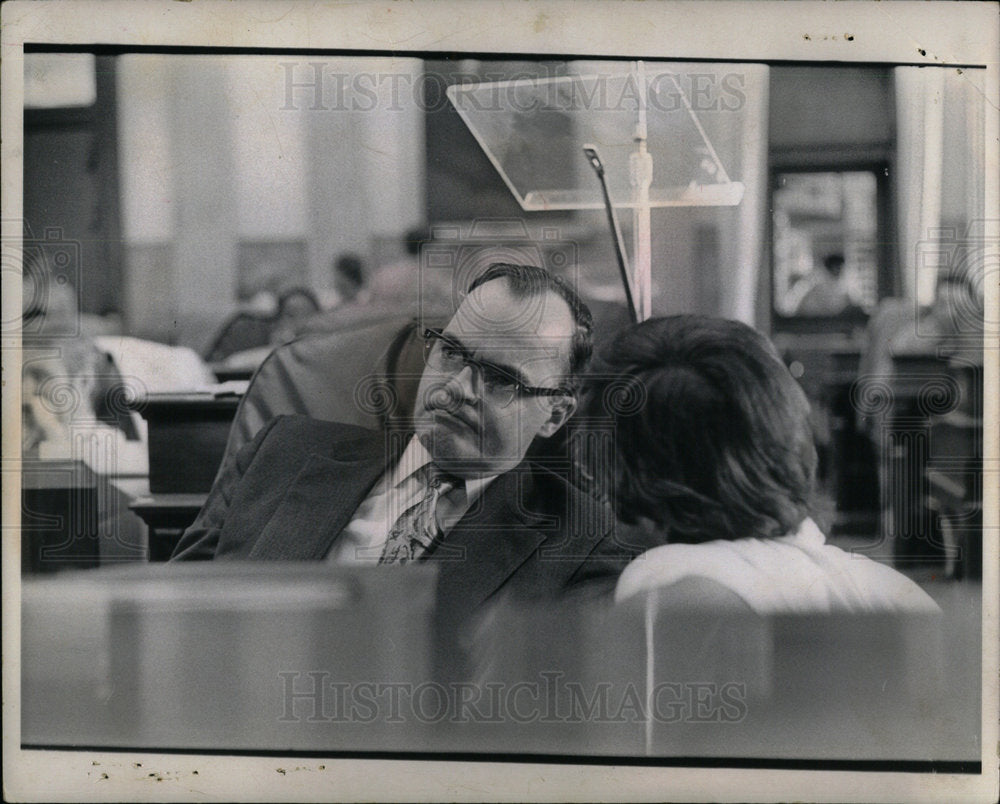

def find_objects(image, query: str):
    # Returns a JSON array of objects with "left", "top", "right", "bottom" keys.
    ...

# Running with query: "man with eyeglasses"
[{"left": 172, "top": 263, "right": 631, "bottom": 661}]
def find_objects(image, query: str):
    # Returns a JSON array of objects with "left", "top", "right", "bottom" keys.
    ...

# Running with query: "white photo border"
[{"left": 2, "top": 1, "right": 997, "bottom": 801}]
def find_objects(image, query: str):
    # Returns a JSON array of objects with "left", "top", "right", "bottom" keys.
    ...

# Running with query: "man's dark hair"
[
  {"left": 468, "top": 262, "right": 594, "bottom": 382},
  {"left": 595, "top": 314, "right": 817, "bottom": 544}
]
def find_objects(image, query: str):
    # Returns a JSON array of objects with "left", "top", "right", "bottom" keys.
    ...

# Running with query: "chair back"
[{"left": 217, "top": 315, "right": 437, "bottom": 472}]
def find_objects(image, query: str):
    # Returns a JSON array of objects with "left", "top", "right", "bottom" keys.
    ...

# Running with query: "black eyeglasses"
[{"left": 422, "top": 328, "right": 572, "bottom": 408}]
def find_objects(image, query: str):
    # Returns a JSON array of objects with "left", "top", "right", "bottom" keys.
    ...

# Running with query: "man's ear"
[{"left": 536, "top": 393, "right": 577, "bottom": 438}]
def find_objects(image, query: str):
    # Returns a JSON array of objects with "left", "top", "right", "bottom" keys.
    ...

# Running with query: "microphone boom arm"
[{"left": 583, "top": 145, "right": 639, "bottom": 324}]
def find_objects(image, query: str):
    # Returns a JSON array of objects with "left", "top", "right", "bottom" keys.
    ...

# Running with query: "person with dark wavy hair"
[{"left": 596, "top": 315, "right": 937, "bottom": 614}]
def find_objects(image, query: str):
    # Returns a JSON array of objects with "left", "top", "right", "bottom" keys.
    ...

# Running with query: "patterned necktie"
[{"left": 379, "top": 465, "right": 457, "bottom": 565}]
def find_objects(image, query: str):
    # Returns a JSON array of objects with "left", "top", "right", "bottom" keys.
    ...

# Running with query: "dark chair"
[{"left": 203, "top": 312, "right": 275, "bottom": 363}]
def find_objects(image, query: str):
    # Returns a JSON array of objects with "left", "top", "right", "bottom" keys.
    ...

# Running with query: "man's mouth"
[{"left": 434, "top": 407, "right": 477, "bottom": 431}]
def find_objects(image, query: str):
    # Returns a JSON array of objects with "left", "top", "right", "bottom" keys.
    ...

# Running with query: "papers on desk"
[{"left": 37, "top": 422, "right": 149, "bottom": 477}]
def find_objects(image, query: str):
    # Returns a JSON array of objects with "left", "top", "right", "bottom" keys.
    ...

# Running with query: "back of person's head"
[
  {"left": 823, "top": 253, "right": 845, "bottom": 278},
  {"left": 333, "top": 254, "right": 366, "bottom": 301},
  {"left": 468, "top": 262, "right": 594, "bottom": 383},
  {"left": 931, "top": 264, "right": 983, "bottom": 337},
  {"left": 596, "top": 314, "right": 817, "bottom": 544},
  {"left": 404, "top": 227, "right": 431, "bottom": 258},
  {"left": 277, "top": 287, "right": 320, "bottom": 318}
]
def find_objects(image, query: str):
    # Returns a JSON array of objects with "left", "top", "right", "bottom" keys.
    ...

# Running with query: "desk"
[
  {"left": 211, "top": 365, "right": 256, "bottom": 383},
  {"left": 21, "top": 460, "right": 99, "bottom": 573},
  {"left": 128, "top": 493, "right": 207, "bottom": 561},
  {"left": 123, "top": 391, "right": 240, "bottom": 561},
  {"left": 129, "top": 393, "right": 240, "bottom": 494}
]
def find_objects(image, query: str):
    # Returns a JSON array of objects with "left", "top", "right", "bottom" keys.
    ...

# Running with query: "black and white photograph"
[{"left": 2, "top": 1, "right": 997, "bottom": 801}]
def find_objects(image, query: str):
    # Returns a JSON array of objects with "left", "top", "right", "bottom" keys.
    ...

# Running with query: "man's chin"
[
  {"left": 415, "top": 424, "right": 514, "bottom": 478},
  {"left": 416, "top": 425, "right": 477, "bottom": 466}
]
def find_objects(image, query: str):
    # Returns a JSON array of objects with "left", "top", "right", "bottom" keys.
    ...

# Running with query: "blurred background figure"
[
  {"left": 268, "top": 287, "right": 322, "bottom": 346},
  {"left": 918, "top": 265, "right": 983, "bottom": 343},
  {"left": 21, "top": 249, "right": 216, "bottom": 462},
  {"left": 21, "top": 253, "right": 140, "bottom": 458},
  {"left": 204, "top": 286, "right": 321, "bottom": 364},
  {"left": 858, "top": 265, "right": 983, "bottom": 430},
  {"left": 22, "top": 352, "right": 76, "bottom": 459},
  {"left": 319, "top": 252, "right": 369, "bottom": 310},
  {"left": 302, "top": 227, "right": 452, "bottom": 336},
  {"left": 856, "top": 265, "right": 984, "bottom": 572},
  {"left": 795, "top": 253, "right": 859, "bottom": 317}
]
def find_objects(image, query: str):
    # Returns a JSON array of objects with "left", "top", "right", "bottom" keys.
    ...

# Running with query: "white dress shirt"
[{"left": 327, "top": 436, "right": 498, "bottom": 564}]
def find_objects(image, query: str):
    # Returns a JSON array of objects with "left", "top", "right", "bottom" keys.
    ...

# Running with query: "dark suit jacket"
[{"left": 172, "top": 416, "right": 630, "bottom": 647}]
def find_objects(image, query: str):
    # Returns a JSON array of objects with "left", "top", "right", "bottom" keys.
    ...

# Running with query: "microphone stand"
[{"left": 583, "top": 144, "right": 639, "bottom": 324}]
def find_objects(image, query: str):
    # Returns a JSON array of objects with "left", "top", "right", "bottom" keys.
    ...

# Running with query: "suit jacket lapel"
[
  {"left": 248, "top": 432, "right": 392, "bottom": 560},
  {"left": 431, "top": 465, "right": 549, "bottom": 610}
]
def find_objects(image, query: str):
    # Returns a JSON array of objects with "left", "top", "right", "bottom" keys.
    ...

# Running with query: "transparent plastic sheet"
[{"left": 446, "top": 63, "right": 747, "bottom": 211}]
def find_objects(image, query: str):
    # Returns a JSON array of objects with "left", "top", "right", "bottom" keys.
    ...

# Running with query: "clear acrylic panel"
[{"left": 446, "top": 62, "right": 747, "bottom": 210}]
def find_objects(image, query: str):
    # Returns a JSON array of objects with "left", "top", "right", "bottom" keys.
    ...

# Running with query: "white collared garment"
[
  {"left": 614, "top": 518, "right": 940, "bottom": 614},
  {"left": 326, "top": 436, "right": 499, "bottom": 565}
]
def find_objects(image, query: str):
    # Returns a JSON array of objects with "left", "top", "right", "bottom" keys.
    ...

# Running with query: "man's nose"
[{"left": 450, "top": 363, "right": 480, "bottom": 402}]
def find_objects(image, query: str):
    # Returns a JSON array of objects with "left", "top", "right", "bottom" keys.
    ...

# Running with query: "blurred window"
[{"left": 772, "top": 170, "right": 879, "bottom": 318}]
